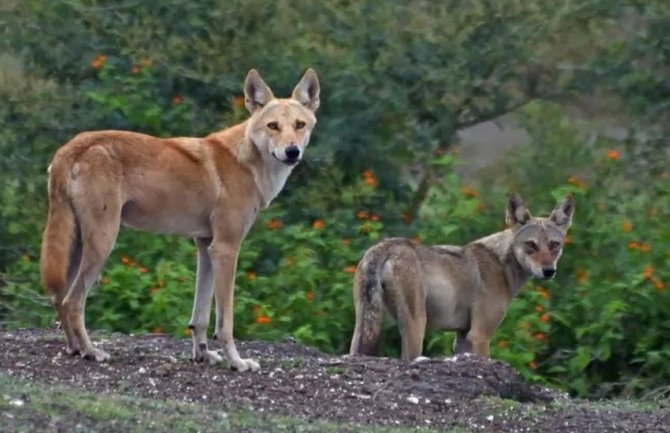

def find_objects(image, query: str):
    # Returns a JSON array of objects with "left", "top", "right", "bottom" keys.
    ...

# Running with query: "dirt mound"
[{"left": 1, "top": 329, "right": 668, "bottom": 432}]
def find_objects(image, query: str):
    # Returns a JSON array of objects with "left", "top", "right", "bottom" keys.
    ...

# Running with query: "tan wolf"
[
  {"left": 40, "top": 68, "right": 320, "bottom": 371},
  {"left": 349, "top": 193, "right": 574, "bottom": 360}
]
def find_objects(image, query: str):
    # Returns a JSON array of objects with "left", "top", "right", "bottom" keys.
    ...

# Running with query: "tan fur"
[
  {"left": 39, "top": 69, "right": 320, "bottom": 370},
  {"left": 349, "top": 193, "right": 574, "bottom": 360}
]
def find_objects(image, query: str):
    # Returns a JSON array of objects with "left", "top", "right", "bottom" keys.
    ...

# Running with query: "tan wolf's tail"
[
  {"left": 349, "top": 246, "right": 387, "bottom": 356},
  {"left": 39, "top": 161, "right": 78, "bottom": 303}
]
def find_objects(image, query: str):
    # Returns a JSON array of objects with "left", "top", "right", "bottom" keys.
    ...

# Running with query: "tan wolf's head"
[
  {"left": 506, "top": 193, "right": 575, "bottom": 280},
  {"left": 244, "top": 68, "right": 320, "bottom": 165}
]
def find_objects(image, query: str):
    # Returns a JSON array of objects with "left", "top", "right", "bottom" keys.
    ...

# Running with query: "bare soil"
[{"left": 1, "top": 328, "right": 669, "bottom": 432}]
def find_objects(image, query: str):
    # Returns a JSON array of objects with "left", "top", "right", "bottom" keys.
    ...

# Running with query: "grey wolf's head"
[
  {"left": 244, "top": 68, "right": 320, "bottom": 165},
  {"left": 506, "top": 193, "right": 575, "bottom": 280}
]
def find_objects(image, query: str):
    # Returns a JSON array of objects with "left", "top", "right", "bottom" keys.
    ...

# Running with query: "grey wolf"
[
  {"left": 349, "top": 193, "right": 574, "bottom": 360},
  {"left": 40, "top": 68, "right": 320, "bottom": 371}
]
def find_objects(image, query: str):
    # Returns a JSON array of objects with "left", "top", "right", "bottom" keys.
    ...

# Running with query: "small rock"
[
  {"left": 9, "top": 399, "right": 24, "bottom": 407},
  {"left": 407, "top": 395, "right": 419, "bottom": 404},
  {"left": 138, "top": 367, "right": 147, "bottom": 374}
]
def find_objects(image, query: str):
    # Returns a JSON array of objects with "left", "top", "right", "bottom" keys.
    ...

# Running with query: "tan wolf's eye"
[
  {"left": 524, "top": 240, "right": 537, "bottom": 251},
  {"left": 295, "top": 120, "right": 306, "bottom": 130},
  {"left": 267, "top": 121, "right": 279, "bottom": 131},
  {"left": 549, "top": 240, "right": 561, "bottom": 250}
]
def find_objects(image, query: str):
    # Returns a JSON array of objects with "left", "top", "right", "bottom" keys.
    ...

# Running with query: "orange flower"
[
  {"left": 567, "top": 176, "right": 586, "bottom": 188},
  {"left": 344, "top": 265, "right": 357, "bottom": 274},
  {"left": 622, "top": 221, "right": 633, "bottom": 232},
  {"left": 246, "top": 270, "right": 257, "bottom": 281},
  {"left": 576, "top": 268, "right": 588, "bottom": 285},
  {"left": 312, "top": 219, "right": 326, "bottom": 230},
  {"left": 497, "top": 340, "right": 508, "bottom": 349},
  {"left": 639, "top": 243, "right": 651, "bottom": 253},
  {"left": 256, "top": 315, "right": 272, "bottom": 325},
  {"left": 643, "top": 265, "right": 654, "bottom": 280},
  {"left": 461, "top": 185, "right": 479, "bottom": 198},
  {"left": 183, "top": 327, "right": 192, "bottom": 337},
  {"left": 362, "top": 169, "right": 378, "bottom": 187},
  {"left": 232, "top": 95, "right": 245, "bottom": 109},
  {"left": 535, "top": 332, "right": 546, "bottom": 341},
  {"left": 628, "top": 241, "right": 640, "bottom": 250},
  {"left": 356, "top": 210, "right": 369, "bottom": 220},
  {"left": 607, "top": 149, "right": 621, "bottom": 160},
  {"left": 91, "top": 54, "right": 106, "bottom": 70},
  {"left": 540, "top": 313, "right": 550, "bottom": 323},
  {"left": 535, "top": 305, "right": 544, "bottom": 313},
  {"left": 341, "top": 238, "right": 351, "bottom": 246},
  {"left": 304, "top": 291, "right": 314, "bottom": 301},
  {"left": 121, "top": 256, "right": 132, "bottom": 266},
  {"left": 528, "top": 361, "right": 538, "bottom": 370},
  {"left": 266, "top": 219, "right": 283, "bottom": 230},
  {"left": 131, "top": 65, "right": 141, "bottom": 75},
  {"left": 171, "top": 94, "right": 183, "bottom": 106},
  {"left": 369, "top": 213, "right": 380, "bottom": 222},
  {"left": 564, "top": 234, "right": 572, "bottom": 246},
  {"left": 152, "top": 326, "right": 164, "bottom": 334},
  {"left": 653, "top": 278, "right": 666, "bottom": 292},
  {"left": 139, "top": 266, "right": 149, "bottom": 274}
]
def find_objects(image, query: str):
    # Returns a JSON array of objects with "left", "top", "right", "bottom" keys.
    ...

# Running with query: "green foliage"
[{"left": 2, "top": 0, "right": 670, "bottom": 400}]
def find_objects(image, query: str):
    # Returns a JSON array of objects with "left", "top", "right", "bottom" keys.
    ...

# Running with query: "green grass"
[{"left": 0, "top": 375, "right": 451, "bottom": 433}]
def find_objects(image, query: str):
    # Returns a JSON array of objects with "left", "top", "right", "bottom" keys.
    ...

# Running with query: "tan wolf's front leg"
[
  {"left": 209, "top": 241, "right": 260, "bottom": 372},
  {"left": 188, "top": 237, "right": 223, "bottom": 365}
]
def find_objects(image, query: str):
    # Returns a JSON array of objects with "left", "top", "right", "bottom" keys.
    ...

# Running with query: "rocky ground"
[{"left": 1, "top": 328, "right": 669, "bottom": 432}]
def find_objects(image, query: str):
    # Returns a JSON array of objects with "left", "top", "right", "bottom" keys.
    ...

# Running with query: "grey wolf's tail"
[{"left": 349, "top": 245, "right": 388, "bottom": 356}]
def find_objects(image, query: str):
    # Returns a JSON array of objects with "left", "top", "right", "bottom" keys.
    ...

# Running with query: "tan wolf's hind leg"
[
  {"left": 388, "top": 266, "right": 426, "bottom": 361},
  {"left": 62, "top": 180, "right": 122, "bottom": 361},
  {"left": 56, "top": 238, "right": 83, "bottom": 356}
]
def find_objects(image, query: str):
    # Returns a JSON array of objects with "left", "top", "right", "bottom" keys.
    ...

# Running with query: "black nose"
[
  {"left": 543, "top": 268, "right": 556, "bottom": 279},
  {"left": 285, "top": 145, "right": 300, "bottom": 160}
]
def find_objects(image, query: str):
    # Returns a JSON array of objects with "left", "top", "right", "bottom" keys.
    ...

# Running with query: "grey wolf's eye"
[
  {"left": 267, "top": 121, "right": 279, "bottom": 131},
  {"left": 524, "top": 240, "right": 537, "bottom": 251},
  {"left": 295, "top": 120, "right": 306, "bottom": 130},
  {"left": 549, "top": 240, "right": 561, "bottom": 250}
]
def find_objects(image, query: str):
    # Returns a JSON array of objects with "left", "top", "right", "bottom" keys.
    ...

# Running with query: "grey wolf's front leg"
[
  {"left": 188, "top": 237, "right": 222, "bottom": 365},
  {"left": 209, "top": 241, "right": 260, "bottom": 372}
]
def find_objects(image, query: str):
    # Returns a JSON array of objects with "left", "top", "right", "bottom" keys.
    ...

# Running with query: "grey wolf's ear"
[
  {"left": 550, "top": 195, "right": 575, "bottom": 231},
  {"left": 292, "top": 68, "right": 320, "bottom": 111},
  {"left": 506, "top": 193, "right": 531, "bottom": 228},
  {"left": 244, "top": 69, "right": 275, "bottom": 113}
]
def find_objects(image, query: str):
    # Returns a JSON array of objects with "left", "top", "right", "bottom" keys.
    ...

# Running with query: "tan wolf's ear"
[
  {"left": 292, "top": 68, "right": 320, "bottom": 111},
  {"left": 506, "top": 193, "right": 531, "bottom": 228},
  {"left": 550, "top": 195, "right": 575, "bottom": 231},
  {"left": 244, "top": 69, "right": 275, "bottom": 113}
]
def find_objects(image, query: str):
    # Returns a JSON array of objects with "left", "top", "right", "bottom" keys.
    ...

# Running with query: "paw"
[
  {"left": 81, "top": 347, "right": 111, "bottom": 362},
  {"left": 193, "top": 349, "right": 224, "bottom": 365},
  {"left": 230, "top": 357, "right": 261, "bottom": 372},
  {"left": 65, "top": 344, "right": 81, "bottom": 357}
]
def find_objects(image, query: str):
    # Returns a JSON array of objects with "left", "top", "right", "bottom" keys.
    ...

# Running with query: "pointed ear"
[
  {"left": 292, "top": 68, "right": 320, "bottom": 111},
  {"left": 244, "top": 69, "right": 274, "bottom": 113},
  {"left": 550, "top": 195, "right": 575, "bottom": 231},
  {"left": 506, "top": 193, "right": 531, "bottom": 228}
]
